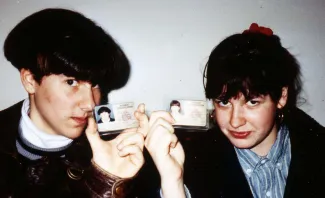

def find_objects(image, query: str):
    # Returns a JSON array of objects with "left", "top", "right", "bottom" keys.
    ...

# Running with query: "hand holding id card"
[{"left": 94, "top": 102, "right": 139, "bottom": 136}]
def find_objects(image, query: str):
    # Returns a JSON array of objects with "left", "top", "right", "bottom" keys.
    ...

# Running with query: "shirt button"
[
  {"left": 261, "top": 159, "right": 266, "bottom": 164},
  {"left": 277, "top": 163, "right": 282, "bottom": 166},
  {"left": 246, "top": 169, "right": 252, "bottom": 174},
  {"left": 266, "top": 191, "right": 271, "bottom": 197}
]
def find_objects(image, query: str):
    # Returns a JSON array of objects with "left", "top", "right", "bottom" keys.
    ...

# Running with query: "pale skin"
[
  {"left": 146, "top": 111, "right": 186, "bottom": 198},
  {"left": 99, "top": 111, "right": 111, "bottom": 123},
  {"left": 214, "top": 87, "right": 288, "bottom": 156},
  {"left": 20, "top": 68, "right": 186, "bottom": 192},
  {"left": 86, "top": 104, "right": 148, "bottom": 178},
  {"left": 20, "top": 68, "right": 148, "bottom": 178}
]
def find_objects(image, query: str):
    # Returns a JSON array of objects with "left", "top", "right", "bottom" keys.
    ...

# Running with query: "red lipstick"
[
  {"left": 229, "top": 131, "right": 251, "bottom": 139},
  {"left": 72, "top": 117, "right": 88, "bottom": 125}
]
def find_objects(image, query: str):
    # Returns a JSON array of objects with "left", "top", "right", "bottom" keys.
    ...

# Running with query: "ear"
[
  {"left": 20, "top": 69, "right": 38, "bottom": 94},
  {"left": 277, "top": 87, "right": 288, "bottom": 109}
]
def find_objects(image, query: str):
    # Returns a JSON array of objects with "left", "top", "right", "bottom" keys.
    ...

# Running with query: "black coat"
[
  {"left": 0, "top": 101, "right": 129, "bottom": 198},
  {"left": 133, "top": 108, "right": 325, "bottom": 198}
]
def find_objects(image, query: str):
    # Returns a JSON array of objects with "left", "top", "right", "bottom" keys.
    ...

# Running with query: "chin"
[
  {"left": 234, "top": 145, "right": 253, "bottom": 149},
  {"left": 231, "top": 140, "right": 254, "bottom": 150},
  {"left": 63, "top": 129, "right": 84, "bottom": 139}
]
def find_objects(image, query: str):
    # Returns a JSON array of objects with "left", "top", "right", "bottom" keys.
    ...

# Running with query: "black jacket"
[
  {"left": 133, "top": 108, "right": 325, "bottom": 198},
  {"left": 0, "top": 101, "right": 131, "bottom": 198}
]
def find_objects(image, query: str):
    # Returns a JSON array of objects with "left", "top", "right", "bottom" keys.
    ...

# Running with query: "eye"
[
  {"left": 247, "top": 100, "right": 260, "bottom": 107},
  {"left": 66, "top": 79, "right": 78, "bottom": 87},
  {"left": 215, "top": 99, "right": 231, "bottom": 107}
]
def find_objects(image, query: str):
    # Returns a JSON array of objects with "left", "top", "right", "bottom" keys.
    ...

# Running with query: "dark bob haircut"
[
  {"left": 170, "top": 100, "right": 181, "bottom": 107},
  {"left": 4, "top": 8, "right": 130, "bottom": 103},
  {"left": 97, "top": 106, "right": 111, "bottom": 115},
  {"left": 204, "top": 32, "right": 302, "bottom": 111}
]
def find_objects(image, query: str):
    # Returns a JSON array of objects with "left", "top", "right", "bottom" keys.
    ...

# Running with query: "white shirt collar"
[{"left": 19, "top": 98, "right": 73, "bottom": 149}]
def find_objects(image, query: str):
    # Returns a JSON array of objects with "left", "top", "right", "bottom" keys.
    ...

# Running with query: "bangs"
[
  {"left": 36, "top": 49, "right": 113, "bottom": 87},
  {"left": 204, "top": 32, "right": 301, "bottom": 108},
  {"left": 205, "top": 60, "right": 281, "bottom": 101},
  {"left": 214, "top": 77, "right": 271, "bottom": 101}
]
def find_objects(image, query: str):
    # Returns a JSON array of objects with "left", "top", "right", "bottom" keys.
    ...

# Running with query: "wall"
[{"left": 0, "top": 0, "right": 324, "bottom": 125}]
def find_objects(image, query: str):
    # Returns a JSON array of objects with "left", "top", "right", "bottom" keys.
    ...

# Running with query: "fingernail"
[
  {"left": 171, "top": 118, "right": 176, "bottom": 123},
  {"left": 117, "top": 143, "right": 122, "bottom": 150}
]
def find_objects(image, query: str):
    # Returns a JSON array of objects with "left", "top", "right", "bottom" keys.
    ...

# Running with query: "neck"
[
  {"left": 21, "top": 98, "right": 73, "bottom": 149},
  {"left": 29, "top": 96, "right": 56, "bottom": 135}
]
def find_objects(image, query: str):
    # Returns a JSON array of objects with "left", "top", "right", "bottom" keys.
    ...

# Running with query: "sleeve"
[
  {"left": 84, "top": 159, "right": 133, "bottom": 198},
  {"left": 159, "top": 184, "right": 192, "bottom": 198}
]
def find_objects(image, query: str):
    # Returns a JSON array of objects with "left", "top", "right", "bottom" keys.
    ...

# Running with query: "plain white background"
[{"left": 0, "top": 0, "right": 324, "bottom": 125}]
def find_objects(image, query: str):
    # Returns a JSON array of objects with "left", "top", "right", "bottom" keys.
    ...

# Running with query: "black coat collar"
[
  {"left": 182, "top": 107, "right": 325, "bottom": 198},
  {"left": 0, "top": 100, "right": 23, "bottom": 155},
  {"left": 0, "top": 100, "right": 92, "bottom": 167}
]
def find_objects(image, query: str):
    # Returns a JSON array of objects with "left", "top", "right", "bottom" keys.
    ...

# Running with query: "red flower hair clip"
[{"left": 243, "top": 23, "right": 273, "bottom": 36}]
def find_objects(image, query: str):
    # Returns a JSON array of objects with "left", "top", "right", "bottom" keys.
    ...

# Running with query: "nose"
[
  {"left": 78, "top": 84, "right": 95, "bottom": 112},
  {"left": 230, "top": 105, "right": 246, "bottom": 128}
]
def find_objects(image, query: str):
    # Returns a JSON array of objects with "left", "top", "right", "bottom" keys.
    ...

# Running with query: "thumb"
[{"left": 135, "top": 103, "right": 149, "bottom": 137}]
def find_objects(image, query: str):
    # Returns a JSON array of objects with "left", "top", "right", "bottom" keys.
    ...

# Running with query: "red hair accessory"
[{"left": 243, "top": 23, "right": 273, "bottom": 36}]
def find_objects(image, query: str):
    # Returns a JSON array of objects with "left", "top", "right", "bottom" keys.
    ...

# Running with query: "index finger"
[{"left": 149, "top": 111, "right": 175, "bottom": 128}]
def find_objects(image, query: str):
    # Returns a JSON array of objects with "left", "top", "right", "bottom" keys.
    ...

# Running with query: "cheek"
[
  {"left": 37, "top": 86, "right": 56, "bottom": 106},
  {"left": 43, "top": 89, "right": 72, "bottom": 112},
  {"left": 215, "top": 109, "right": 229, "bottom": 128},
  {"left": 247, "top": 107, "right": 276, "bottom": 128}
]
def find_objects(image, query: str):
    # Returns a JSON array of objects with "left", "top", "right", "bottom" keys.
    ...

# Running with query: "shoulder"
[
  {"left": 286, "top": 107, "right": 325, "bottom": 153},
  {"left": 0, "top": 101, "right": 23, "bottom": 145},
  {"left": 178, "top": 128, "right": 245, "bottom": 198},
  {"left": 0, "top": 101, "right": 23, "bottom": 123},
  {"left": 286, "top": 107, "right": 325, "bottom": 136}
]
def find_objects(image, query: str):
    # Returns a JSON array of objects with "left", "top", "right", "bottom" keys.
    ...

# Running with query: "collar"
[
  {"left": 20, "top": 98, "right": 73, "bottom": 149},
  {"left": 235, "top": 125, "right": 290, "bottom": 176}
]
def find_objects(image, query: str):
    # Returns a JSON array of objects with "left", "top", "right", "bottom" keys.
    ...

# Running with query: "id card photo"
[
  {"left": 94, "top": 102, "right": 139, "bottom": 134},
  {"left": 169, "top": 100, "right": 207, "bottom": 127}
]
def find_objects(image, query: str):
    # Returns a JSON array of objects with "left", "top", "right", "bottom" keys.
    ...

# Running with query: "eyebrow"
[
  {"left": 214, "top": 93, "right": 265, "bottom": 102},
  {"left": 246, "top": 94, "right": 265, "bottom": 100}
]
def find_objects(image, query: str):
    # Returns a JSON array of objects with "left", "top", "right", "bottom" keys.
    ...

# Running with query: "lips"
[
  {"left": 72, "top": 117, "right": 88, "bottom": 125},
  {"left": 229, "top": 131, "right": 251, "bottom": 139}
]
